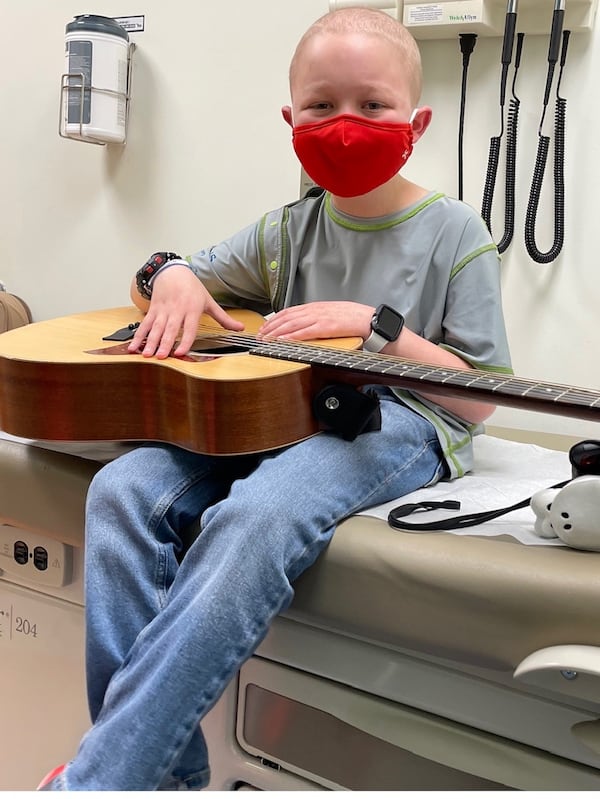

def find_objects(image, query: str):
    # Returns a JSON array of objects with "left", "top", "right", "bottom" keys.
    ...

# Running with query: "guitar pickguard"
[{"left": 86, "top": 340, "right": 251, "bottom": 363}]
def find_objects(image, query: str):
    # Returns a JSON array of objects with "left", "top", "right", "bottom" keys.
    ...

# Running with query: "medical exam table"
[{"left": 1, "top": 431, "right": 600, "bottom": 790}]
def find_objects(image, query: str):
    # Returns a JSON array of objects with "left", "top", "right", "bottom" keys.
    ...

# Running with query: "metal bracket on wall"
[{"left": 58, "top": 42, "right": 136, "bottom": 146}]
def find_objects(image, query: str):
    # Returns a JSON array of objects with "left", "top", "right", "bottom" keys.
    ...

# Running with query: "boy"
[{"left": 39, "top": 6, "right": 511, "bottom": 790}]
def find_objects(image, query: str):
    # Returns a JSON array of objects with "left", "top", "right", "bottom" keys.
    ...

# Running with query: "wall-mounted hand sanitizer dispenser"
[{"left": 60, "top": 14, "right": 132, "bottom": 145}]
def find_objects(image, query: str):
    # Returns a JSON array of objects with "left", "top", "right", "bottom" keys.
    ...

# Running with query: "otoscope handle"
[
  {"left": 542, "top": 2, "right": 565, "bottom": 107},
  {"left": 514, "top": 31, "right": 525, "bottom": 70},
  {"left": 560, "top": 29, "right": 571, "bottom": 67},
  {"left": 548, "top": 8, "right": 565, "bottom": 63},
  {"left": 501, "top": 12, "right": 517, "bottom": 64},
  {"left": 499, "top": 7, "right": 517, "bottom": 107}
]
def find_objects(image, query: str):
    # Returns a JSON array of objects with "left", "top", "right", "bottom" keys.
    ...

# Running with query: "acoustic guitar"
[{"left": 0, "top": 306, "right": 598, "bottom": 455}]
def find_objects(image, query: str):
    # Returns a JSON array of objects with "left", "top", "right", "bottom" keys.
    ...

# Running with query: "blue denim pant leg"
[
  {"left": 83, "top": 445, "right": 259, "bottom": 790},
  {"left": 57, "top": 392, "right": 443, "bottom": 790}
]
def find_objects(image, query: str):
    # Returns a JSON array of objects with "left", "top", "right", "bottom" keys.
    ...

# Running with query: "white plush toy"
[{"left": 531, "top": 475, "right": 600, "bottom": 551}]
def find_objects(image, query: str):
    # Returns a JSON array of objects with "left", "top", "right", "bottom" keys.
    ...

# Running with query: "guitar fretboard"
[{"left": 250, "top": 339, "right": 600, "bottom": 422}]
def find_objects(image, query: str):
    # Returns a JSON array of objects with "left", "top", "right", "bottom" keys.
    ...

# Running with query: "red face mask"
[{"left": 292, "top": 113, "right": 414, "bottom": 198}]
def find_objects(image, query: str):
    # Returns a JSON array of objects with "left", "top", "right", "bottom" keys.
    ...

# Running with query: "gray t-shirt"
[{"left": 188, "top": 190, "right": 512, "bottom": 478}]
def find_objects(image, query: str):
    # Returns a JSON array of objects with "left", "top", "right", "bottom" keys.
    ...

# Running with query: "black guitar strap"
[
  {"left": 387, "top": 479, "right": 570, "bottom": 532},
  {"left": 389, "top": 440, "right": 600, "bottom": 532}
]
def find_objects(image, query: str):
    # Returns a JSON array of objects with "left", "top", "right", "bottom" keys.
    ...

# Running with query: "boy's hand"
[
  {"left": 257, "top": 301, "right": 372, "bottom": 342},
  {"left": 128, "top": 266, "right": 244, "bottom": 359}
]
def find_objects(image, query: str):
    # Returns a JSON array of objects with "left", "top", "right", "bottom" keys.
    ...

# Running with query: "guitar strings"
[{"left": 190, "top": 323, "right": 600, "bottom": 404}]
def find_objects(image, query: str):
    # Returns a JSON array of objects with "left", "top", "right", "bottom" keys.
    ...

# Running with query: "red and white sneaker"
[{"left": 37, "top": 764, "right": 66, "bottom": 790}]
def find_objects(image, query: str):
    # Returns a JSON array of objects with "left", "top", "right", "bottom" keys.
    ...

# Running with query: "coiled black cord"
[
  {"left": 496, "top": 100, "right": 519, "bottom": 253},
  {"left": 497, "top": 33, "right": 524, "bottom": 254},
  {"left": 524, "top": 29, "right": 570, "bottom": 264},
  {"left": 481, "top": 32, "right": 524, "bottom": 253},
  {"left": 481, "top": 134, "right": 501, "bottom": 235},
  {"left": 523, "top": 102, "right": 565, "bottom": 262}
]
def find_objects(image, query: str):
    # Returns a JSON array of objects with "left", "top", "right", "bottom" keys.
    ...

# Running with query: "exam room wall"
[{"left": 0, "top": 0, "right": 598, "bottom": 440}]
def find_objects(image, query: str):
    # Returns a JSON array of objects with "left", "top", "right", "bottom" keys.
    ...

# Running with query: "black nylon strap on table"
[{"left": 387, "top": 479, "right": 570, "bottom": 532}]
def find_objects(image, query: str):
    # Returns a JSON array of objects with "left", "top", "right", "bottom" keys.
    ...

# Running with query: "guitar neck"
[{"left": 250, "top": 339, "right": 600, "bottom": 423}]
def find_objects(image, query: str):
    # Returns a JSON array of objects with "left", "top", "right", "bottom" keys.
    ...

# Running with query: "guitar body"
[{"left": 0, "top": 306, "right": 360, "bottom": 455}]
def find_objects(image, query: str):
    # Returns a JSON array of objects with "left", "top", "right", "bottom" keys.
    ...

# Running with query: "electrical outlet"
[{"left": 0, "top": 525, "right": 72, "bottom": 589}]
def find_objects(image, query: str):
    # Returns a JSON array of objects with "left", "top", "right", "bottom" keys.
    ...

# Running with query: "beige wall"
[
  {"left": 0, "top": 0, "right": 324, "bottom": 315},
  {"left": 1, "top": 0, "right": 599, "bottom": 440}
]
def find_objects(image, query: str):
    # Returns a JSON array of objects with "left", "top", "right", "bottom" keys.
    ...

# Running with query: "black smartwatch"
[
  {"left": 135, "top": 251, "right": 183, "bottom": 300},
  {"left": 363, "top": 304, "right": 405, "bottom": 353}
]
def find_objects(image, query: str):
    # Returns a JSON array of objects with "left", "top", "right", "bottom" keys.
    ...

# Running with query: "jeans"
[{"left": 52, "top": 388, "right": 444, "bottom": 790}]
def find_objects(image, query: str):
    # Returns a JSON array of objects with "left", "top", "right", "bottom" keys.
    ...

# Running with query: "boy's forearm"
[{"left": 385, "top": 327, "right": 496, "bottom": 423}]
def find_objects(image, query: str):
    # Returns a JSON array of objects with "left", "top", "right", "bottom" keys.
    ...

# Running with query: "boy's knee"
[{"left": 87, "top": 453, "right": 141, "bottom": 508}]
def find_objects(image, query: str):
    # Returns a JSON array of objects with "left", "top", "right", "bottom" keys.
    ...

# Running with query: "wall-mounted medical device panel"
[
  {"left": 403, "top": 0, "right": 597, "bottom": 38},
  {"left": 329, "top": 0, "right": 598, "bottom": 37}
]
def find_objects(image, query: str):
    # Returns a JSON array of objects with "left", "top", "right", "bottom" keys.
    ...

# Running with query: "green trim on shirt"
[
  {"left": 273, "top": 206, "right": 290, "bottom": 311},
  {"left": 450, "top": 244, "right": 499, "bottom": 280},
  {"left": 324, "top": 191, "right": 446, "bottom": 231},
  {"left": 257, "top": 213, "right": 268, "bottom": 288}
]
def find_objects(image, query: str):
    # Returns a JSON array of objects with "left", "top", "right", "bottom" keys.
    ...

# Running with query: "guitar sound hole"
[{"left": 189, "top": 339, "right": 250, "bottom": 355}]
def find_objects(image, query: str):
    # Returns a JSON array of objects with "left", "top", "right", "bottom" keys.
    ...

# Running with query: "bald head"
[{"left": 289, "top": 8, "right": 423, "bottom": 105}]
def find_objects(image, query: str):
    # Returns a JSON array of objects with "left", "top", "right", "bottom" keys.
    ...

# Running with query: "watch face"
[{"left": 374, "top": 304, "right": 404, "bottom": 340}]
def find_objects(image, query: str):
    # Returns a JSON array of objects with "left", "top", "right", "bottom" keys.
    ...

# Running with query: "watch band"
[
  {"left": 146, "top": 259, "right": 189, "bottom": 290},
  {"left": 136, "top": 252, "right": 183, "bottom": 300},
  {"left": 362, "top": 329, "right": 390, "bottom": 353}
]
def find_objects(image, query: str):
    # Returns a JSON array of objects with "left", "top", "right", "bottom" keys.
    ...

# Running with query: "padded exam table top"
[{"left": 1, "top": 433, "right": 599, "bottom": 673}]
